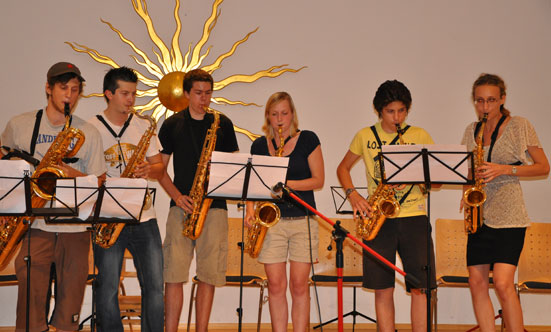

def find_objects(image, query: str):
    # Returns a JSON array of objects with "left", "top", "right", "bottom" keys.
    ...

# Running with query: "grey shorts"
[
  {"left": 163, "top": 206, "right": 228, "bottom": 286},
  {"left": 258, "top": 216, "right": 319, "bottom": 264}
]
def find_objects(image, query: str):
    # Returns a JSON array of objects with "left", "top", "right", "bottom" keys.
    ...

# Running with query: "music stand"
[
  {"left": 380, "top": 144, "right": 471, "bottom": 332},
  {"left": 330, "top": 186, "right": 368, "bottom": 215},
  {"left": 207, "top": 151, "right": 288, "bottom": 332},
  {"left": 0, "top": 160, "right": 80, "bottom": 332},
  {"left": 47, "top": 177, "right": 148, "bottom": 332}
]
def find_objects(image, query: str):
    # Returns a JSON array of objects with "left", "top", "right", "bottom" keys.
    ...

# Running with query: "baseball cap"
[{"left": 47, "top": 62, "right": 85, "bottom": 81}]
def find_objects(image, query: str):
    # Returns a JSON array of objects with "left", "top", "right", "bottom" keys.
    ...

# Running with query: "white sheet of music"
[
  {"left": 100, "top": 178, "right": 147, "bottom": 219},
  {"left": 208, "top": 151, "right": 289, "bottom": 200},
  {"left": 0, "top": 160, "right": 31, "bottom": 213},
  {"left": 56, "top": 175, "right": 98, "bottom": 220},
  {"left": 381, "top": 144, "right": 468, "bottom": 183}
]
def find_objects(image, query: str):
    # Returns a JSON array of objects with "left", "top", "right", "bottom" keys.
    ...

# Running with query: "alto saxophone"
[
  {"left": 182, "top": 108, "right": 220, "bottom": 240},
  {"left": 355, "top": 124, "right": 402, "bottom": 241},
  {"left": 94, "top": 110, "right": 157, "bottom": 249},
  {"left": 244, "top": 126, "right": 283, "bottom": 258},
  {"left": 463, "top": 113, "right": 488, "bottom": 234},
  {"left": 0, "top": 104, "right": 85, "bottom": 270}
]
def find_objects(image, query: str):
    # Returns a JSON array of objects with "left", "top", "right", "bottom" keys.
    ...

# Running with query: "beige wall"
[{"left": 1, "top": 0, "right": 550, "bottom": 327}]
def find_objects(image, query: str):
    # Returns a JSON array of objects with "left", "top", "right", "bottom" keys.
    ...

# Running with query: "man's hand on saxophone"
[
  {"left": 132, "top": 160, "right": 151, "bottom": 178},
  {"left": 175, "top": 194, "right": 194, "bottom": 214}
]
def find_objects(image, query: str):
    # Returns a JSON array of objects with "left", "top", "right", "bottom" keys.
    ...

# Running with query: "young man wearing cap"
[
  {"left": 0, "top": 62, "right": 106, "bottom": 332},
  {"left": 88, "top": 66, "right": 164, "bottom": 332}
]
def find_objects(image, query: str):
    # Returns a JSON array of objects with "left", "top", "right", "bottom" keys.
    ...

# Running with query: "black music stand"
[
  {"left": 379, "top": 144, "right": 471, "bottom": 332},
  {"left": 47, "top": 177, "right": 148, "bottom": 332},
  {"left": 0, "top": 160, "right": 79, "bottom": 332},
  {"left": 206, "top": 151, "right": 288, "bottom": 332}
]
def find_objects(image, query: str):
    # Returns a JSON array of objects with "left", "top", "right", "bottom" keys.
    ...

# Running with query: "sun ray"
[
  {"left": 65, "top": 42, "right": 121, "bottom": 69},
  {"left": 214, "top": 66, "right": 307, "bottom": 91},
  {"left": 212, "top": 97, "right": 261, "bottom": 107},
  {"left": 189, "top": 0, "right": 223, "bottom": 69},
  {"left": 170, "top": 0, "right": 184, "bottom": 70},
  {"left": 202, "top": 27, "right": 259, "bottom": 73},
  {"left": 234, "top": 126, "right": 260, "bottom": 141},
  {"left": 131, "top": 0, "right": 173, "bottom": 71},
  {"left": 100, "top": 19, "right": 164, "bottom": 79},
  {"left": 68, "top": 0, "right": 305, "bottom": 140}
]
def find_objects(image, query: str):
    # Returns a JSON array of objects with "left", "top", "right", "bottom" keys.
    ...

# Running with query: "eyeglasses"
[{"left": 474, "top": 97, "right": 500, "bottom": 105}]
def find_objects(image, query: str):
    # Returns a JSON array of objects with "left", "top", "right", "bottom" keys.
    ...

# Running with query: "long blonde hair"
[{"left": 262, "top": 92, "right": 299, "bottom": 141}]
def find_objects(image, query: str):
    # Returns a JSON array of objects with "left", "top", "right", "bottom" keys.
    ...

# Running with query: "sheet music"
[
  {"left": 208, "top": 151, "right": 289, "bottom": 200},
  {"left": 56, "top": 175, "right": 98, "bottom": 220},
  {"left": 100, "top": 178, "right": 148, "bottom": 219},
  {"left": 0, "top": 160, "right": 31, "bottom": 213},
  {"left": 381, "top": 144, "right": 468, "bottom": 183}
]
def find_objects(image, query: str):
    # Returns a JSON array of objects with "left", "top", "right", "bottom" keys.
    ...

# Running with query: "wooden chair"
[
  {"left": 187, "top": 218, "right": 267, "bottom": 332},
  {"left": 434, "top": 218, "right": 470, "bottom": 331},
  {"left": 118, "top": 249, "right": 142, "bottom": 332},
  {"left": 311, "top": 218, "right": 376, "bottom": 330},
  {"left": 434, "top": 218, "right": 503, "bottom": 332},
  {"left": 517, "top": 222, "right": 551, "bottom": 295}
]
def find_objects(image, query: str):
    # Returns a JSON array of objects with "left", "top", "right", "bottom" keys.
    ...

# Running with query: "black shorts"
[
  {"left": 467, "top": 224, "right": 526, "bottom": 267},
  {"left": 362, "top": 215, "right": 436, "bottom": 292}
]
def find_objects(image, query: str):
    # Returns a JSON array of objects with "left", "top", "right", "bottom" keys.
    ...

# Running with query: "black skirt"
[{"left": 467, "top": 224, "right": 527, "bottom": 267}]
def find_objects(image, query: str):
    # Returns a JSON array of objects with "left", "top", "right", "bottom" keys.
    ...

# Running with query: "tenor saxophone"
[
  {"left": 244, "top": 126, "right": 283, "bottom": 258},
  {"left": 355, "top": 124, "right": 402, "bottom": 241},
  {"left": 182, "top": 108, "right": 220, "bottom": 240},
  {"left": 94, "top": 110, "right": 157, "bottom": 249},
  {"left": 463, "top": 113, "right": 488, "bottom": 234},
  {"left": 0, "top": 104, "right": 85, "bottom": 270}
]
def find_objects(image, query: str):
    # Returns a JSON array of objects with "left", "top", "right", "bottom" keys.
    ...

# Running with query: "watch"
[
  {"left": 345, "top": 188, "right": 356, "bottom": 198},
  {"left": 511, "top": 166, "right": 517, "bottom": 175}
]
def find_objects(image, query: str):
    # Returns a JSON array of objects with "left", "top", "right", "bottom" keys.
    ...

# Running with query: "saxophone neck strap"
[
  {"left": 30, "top": 109, "right": 43, "bottom": 156},
  {"left": 96, "top": 113, "right": 133, "bottom": 140},
  {"left": 271, "top": 133, "right": 294, "bottom": 154},
  {"left": 96, "top": 114, "right": 133, "bottom": 170},
  {"left": 487, "top": 115, "right": 507, "bottom": 162},
  {"left": 370, "top": 125, "right": 410, "bottom": 148},
  {"left": 30, "top": 109, "right": 78, "bottom": 164},
  {"left": 474, "top": 115, "right": 506, "bottom": 162},
  {"left": 370, "top": 124, "right": 413, "bottom": 204}
]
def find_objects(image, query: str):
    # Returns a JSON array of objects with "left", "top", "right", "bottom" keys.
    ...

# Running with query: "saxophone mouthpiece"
[
  {"left": 395, "top": 123, "right": 403, "bottom": 135},
  {"left": 64, "top": 103, "right": 70, "bottom": 117}
]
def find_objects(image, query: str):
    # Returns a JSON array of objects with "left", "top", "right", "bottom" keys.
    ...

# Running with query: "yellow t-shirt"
[{"left": 349, "top": 122, "right": 434, "bottom": 217}]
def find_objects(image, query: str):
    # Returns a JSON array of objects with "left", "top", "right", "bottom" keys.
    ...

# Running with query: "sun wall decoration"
[{"left": 66, "top": 0, "right": 304, "bottom": 140}]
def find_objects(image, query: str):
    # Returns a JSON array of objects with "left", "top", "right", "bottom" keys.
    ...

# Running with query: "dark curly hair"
[{"left": 373, "top": 80, "right": 412, "bottom": 118}]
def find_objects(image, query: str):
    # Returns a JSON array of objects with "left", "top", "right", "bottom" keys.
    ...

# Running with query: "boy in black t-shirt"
[{"left": 157, "top": 69, "right": 238, "bottom": 332}]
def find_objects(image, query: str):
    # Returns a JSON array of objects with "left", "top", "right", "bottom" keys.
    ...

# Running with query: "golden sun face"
[{"left": 66, "top": 0, "right": 304, "bottom": 140}]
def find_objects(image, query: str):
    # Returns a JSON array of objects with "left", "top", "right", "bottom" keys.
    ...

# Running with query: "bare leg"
[
  {"left": 265, "top": 262, "right": 288, "bottom": 332},
  {"left": 468, "top": 264, "right": 495, "bottom": 332},
  {"left": 195, "top": 281, "right": 215, "bottom": 332},
  {"left": 493, "top": 263, "right": 524, "bottom": 332},
  {"left": 165, "top": 282, "right": 184, "bottom": 332},
  {"left": 374, "top": 287, "right": 395, "bottom": 332},
  {"left": 410, "top": 288, "right": 427, "bottom": 332},
  {"left": 289, "top": 261, "right": 312, "bottom": 332}
]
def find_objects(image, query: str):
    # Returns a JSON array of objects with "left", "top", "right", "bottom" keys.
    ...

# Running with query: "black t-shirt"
[
  {"left": 158, "top": 108, "right": 239, "bottom": 209},
  {"left": 250, "top": 130, "right": 320, "bottom": 217}
]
